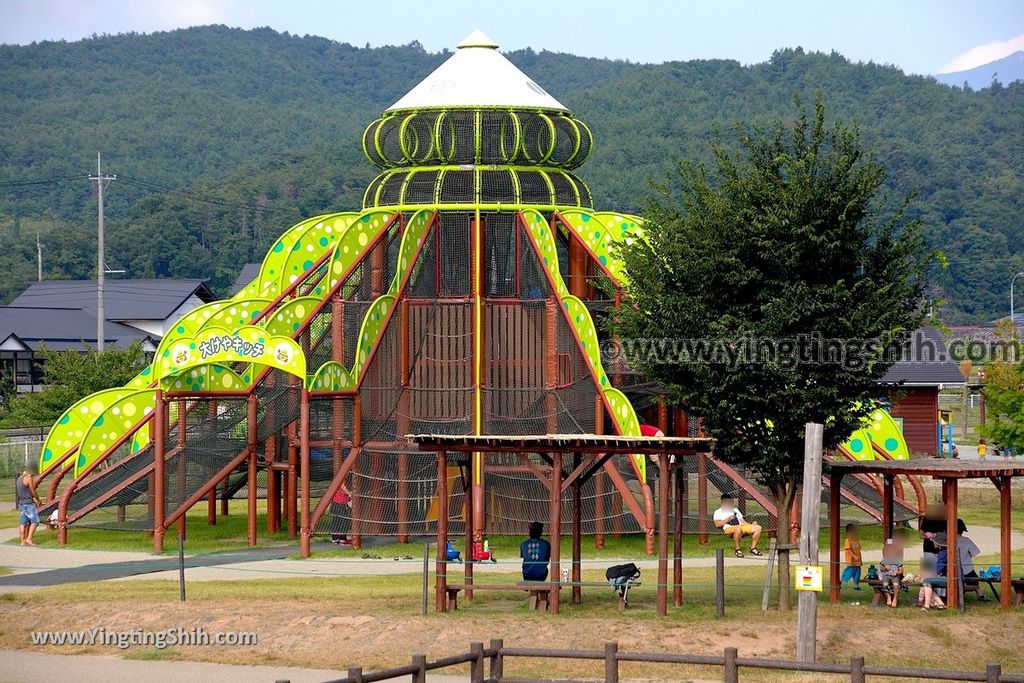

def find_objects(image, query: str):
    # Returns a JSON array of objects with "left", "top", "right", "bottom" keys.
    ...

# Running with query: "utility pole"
[
  {"left": 89, "top": 153, "right": 115, "bottom": 351},
  {"left": 36, "top": 230, "right": 42, "bottom": 281}
]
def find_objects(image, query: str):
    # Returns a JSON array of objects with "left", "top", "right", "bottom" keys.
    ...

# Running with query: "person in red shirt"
[{"left": 331, "top": 483, "right": 352, "bottom": 546}]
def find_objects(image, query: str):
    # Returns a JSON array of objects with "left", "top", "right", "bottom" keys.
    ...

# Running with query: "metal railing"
[{"left": 298, "top": 640, "right": 1022, "bottom": 683}]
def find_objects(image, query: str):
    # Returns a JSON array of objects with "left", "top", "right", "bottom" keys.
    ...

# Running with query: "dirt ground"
[{"left": 1, "top": 585, "right": 1021, "bottom": 682}]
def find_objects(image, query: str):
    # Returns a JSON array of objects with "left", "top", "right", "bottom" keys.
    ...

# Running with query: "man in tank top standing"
[{"left": 15, "top": 462, "right": 42, "bottom": 546}]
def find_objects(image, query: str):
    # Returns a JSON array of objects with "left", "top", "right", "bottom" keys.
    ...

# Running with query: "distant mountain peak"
[{"left": 935, "top": 50, "right": 1024, "bottom": 89}]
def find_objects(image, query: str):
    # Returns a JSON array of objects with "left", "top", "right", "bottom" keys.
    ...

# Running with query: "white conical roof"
[{"left": 386, "top": 30, "right": 567, "bottom": 112}]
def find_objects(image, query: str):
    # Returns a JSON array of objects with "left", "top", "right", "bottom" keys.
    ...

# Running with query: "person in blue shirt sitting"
[{"left": 520, "top": 521, "right": 551, "bottom": 581}]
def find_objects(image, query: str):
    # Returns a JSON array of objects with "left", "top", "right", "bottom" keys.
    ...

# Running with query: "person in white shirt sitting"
[{"left": 713, "top": 494, "right": 763, "bottom": 558}]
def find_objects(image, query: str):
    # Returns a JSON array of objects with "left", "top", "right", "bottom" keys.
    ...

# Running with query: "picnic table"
[{"left": 865, "top": 576, "right": 1005, "bottom": 607}]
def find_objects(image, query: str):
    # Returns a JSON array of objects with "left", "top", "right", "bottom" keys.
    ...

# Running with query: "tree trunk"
[{"left": 773, "top": 479, "right": 797, "bottom": 611}]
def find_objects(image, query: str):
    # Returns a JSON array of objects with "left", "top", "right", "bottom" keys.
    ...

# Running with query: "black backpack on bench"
[{"left": 606, "top": 563, "right": 641, "bottom": 601}]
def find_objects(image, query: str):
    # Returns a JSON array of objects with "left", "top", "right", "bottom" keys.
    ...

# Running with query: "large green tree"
[
  {"left": 614, "top": 96, "right": 932, "bottom": 592},
  {"left": 0, "top": 342, "right": 149, "bottom": 427}
]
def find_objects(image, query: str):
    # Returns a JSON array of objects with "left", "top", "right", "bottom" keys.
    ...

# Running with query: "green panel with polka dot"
[
  {"left": 152, "top": 300, "right": 233, "bottom": 367},
  {"left": 73, "top": 389, "right": 156, "bottom": 477},
  {"left": 275, "top": 212, "right": 359, "bottom": 296},
  {"left": 256, "top": 213, "right": 348, "bottom": 298},
  {"left": 195, "top": 298, "right": 272, "bottom": 334},
  {"left": 39, "top": 387, "right": 139, "bottom": 472},
  {"left": 603, "top": 387, "right": 646, "bottom": 479},
  {"left": 308, "top": 361, "right": 353, "bottom": 393},
  {"left": 350, "top": 295, "right": 394, "bottom": 382},
  {"left": 388, "top": 209, "right": 435, "bottom": 296},
  {"left": 842, "top": 429, "right": 874, "bottom": 461},
  {"left": 556, "top": 209, "right": 644, "bottom": 286},
  {"left": 326, "top": 210, "right": 398, "bottom": 291},
  {"left": 521, "top": 208, "right": 646, "bottom": 480},
  {"left": 156, "top": 325, "right": 306, "bottom": 382},
  {"left": 264, "top": 296, "right": 323, "bottom": 338},
  {"left": 863, "top": 406, "right": 909, "bottom": 460},
  {"left": 520, "top": 209, "right": 569, "bottom": 299},
  {"left": 158, "top": 362, "right": 250, "bottom": 393}
]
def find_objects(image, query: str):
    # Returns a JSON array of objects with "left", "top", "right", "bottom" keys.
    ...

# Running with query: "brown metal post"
[
  {"left": 247, "top": 393, "right": 258, "bottom": 547},
  {"left": 397, "top": 298, "right": 410, "bottom": 543},
  {"left": 435, "top": 449, "right": 448, "bottom": 612},
  {"left": 673, "top": 467, "right": 683, "bottom": 607},
  {"left": 464, "top": 464, "right": 474, "bottom": 601},
  {"left": 153, "top": 389, "right": 166, "bottom": 553},
  {"left": 594, "top": 394, "right": 606, "bottom": 549},
  {"left": 350, "top": 394, "right": 363, "bottom": 549},
  {"left": 829, "top": 471, "right": 843, "bottom": 605},
  {"left": 657, "top": 452, "right": 670, "bottom": 616},
  {"left": 176, "top": 399, "right": 187, "bottom": 540},
  {"left": 549, "top": 451, "right": 562, "bottom": 615},
  {"left": 882, "top": 474, "right": 894, "bottom": 541},
  {"left": 944, "top": 477, "right": 960, "bottom": 610},
  {"left": 286, "top": 375, "right": 299, "bottom": 537},
  {"left": 266, "top": 461, "right": 278, "bottom": 533},
  {"left": 572, "top": 453, "right": 582, "bottom": 605},
  {"left": 207, "top": 488, "right": 216, "bottom": 526},
  {"left": 299, "top": 388, "right": 311, "bottom": 558},
  {"left": 999, "top": 476, "right": 1012, "bottom": 609},
  {"left": 697, "top": 452, "right": 708, "bottom": 545},
  {"left": 219, "top": 475, "right": 229, "bottom": 516}
]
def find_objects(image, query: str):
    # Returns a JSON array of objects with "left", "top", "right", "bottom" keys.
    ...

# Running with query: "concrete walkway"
[
  {"left": 0, "top": 649, "right": 477, "bottom": 683},
  {"left": 1, "top": 521, "right": 1020, "bottom": 590}
]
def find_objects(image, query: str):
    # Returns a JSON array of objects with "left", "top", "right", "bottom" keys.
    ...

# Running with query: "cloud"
[{"left": 938, "top": 33, "right": 1024, "bottom": 74}]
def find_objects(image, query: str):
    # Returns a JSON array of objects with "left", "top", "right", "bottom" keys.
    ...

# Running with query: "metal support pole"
[
  {"left": 247, "top": 393, "right": 258, "bottom": 547},
  {"left": 882, "top": 474, "right": 894, "bottom": 541},
  {"left": 153, "top": 389, "right": 166, "bottom": 553},
  {"left": 829, "top": 471, "right": 843, "bottom": 605},
  {"left": 572, "top": 453, "right": 582, "bottom": 605},
  {"left": 715, "top": 547, "right": 725, "bottom": 619},
  {"left": 435, "top": 449, "right": 448, "bottom": 612},
  {"left": 299, "top": 388, "right": 311, "bottom": 557},
  {"left": 673, "top": 468, "right": 683, "bottom": 607},
  {"left": 549, "top": 451, "right": 562, "bottom": 615},
  {"left": 656, "top": 452, "right": 670, "bottom": 616},
  {"left": 999, "top": 476, "right": 1012, "bottom": 609},
  {"left": 944, "top": 477, "right": 960, "bottom": 610}
]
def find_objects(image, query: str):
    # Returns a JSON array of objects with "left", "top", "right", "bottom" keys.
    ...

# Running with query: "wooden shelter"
[
  {"left": 410, "top": 433, "right": 714, "bottom": 615},
  {"left": 828, "top": 458, "right": 1021, "bottom": 609}
]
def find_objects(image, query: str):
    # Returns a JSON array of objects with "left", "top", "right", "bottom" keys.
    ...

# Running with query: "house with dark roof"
[
  {"left": 0, "top": 279, "right": 214, "bottom": 392},
  {"left": 881, "top": 326, "right": 965, "bottom": 456},
  {"left": 229, "top": 263, "right": 261, "bottom": 296}
]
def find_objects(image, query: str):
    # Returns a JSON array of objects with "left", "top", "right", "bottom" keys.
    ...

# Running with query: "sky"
[{"left": 1, "top": 0, "right": 1022, "bottom": 75}]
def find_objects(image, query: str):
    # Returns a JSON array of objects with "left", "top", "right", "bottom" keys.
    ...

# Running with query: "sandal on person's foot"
[
  {"left": 734, "top": 549, "right": 744, "bottom": 558},
  {"left": 748, "top": 548, "right": 763, "bottom": 556}
]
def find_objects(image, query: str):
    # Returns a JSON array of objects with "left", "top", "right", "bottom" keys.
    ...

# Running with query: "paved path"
[
  {"left": 0, "top": 649, "right": 476, "bottom": 683},
  {"left": 2, "top": 522, "right": 1020, "bottom": 590}
]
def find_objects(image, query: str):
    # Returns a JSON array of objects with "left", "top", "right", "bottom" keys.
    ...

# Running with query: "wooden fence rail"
[{"left": 287, "top": 640, "right": 1021, "bottom": 683}]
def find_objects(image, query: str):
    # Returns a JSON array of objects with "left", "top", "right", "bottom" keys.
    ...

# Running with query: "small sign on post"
[
  {"left": 795, "top": 565, "right": 823, "bottom": 592},
  {"left": 796, "top": 422, "right": 824, "bottom": 663}
]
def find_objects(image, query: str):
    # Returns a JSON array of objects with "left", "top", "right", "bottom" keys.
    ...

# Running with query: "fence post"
[
  {"left": 986, "top": 663, "right": 1001, "bottom": 683},
  {"left": 348, "top": 667, "right": 363, "bottom": 683},
  {"left": 470, "top": 642, "right": 484, "bottom": 683},
  {"left": 411, "top": 654, "right": 426, "bottom": 683},
  {"left": 723, "top": 647, "right": 738, "bottom": 683},
  {"left": 604, "top": 642, "right": 619, "bottom": 683},
  {"left": 761, "top": 537, "right": 777, "bottom": 611},
  {"left": 850, "top": 655, "right": 865, "bottom": 683},
  {"left": 421, "top": 541, "right": 430, "bottom": 616},
  {"left": 489, "top": 639, "right": 504, "bottom": 681},
  {"left": 715, "top": 548, "right": 725, "bottom": 619}
]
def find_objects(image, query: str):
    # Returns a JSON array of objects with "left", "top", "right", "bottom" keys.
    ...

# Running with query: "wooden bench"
[
  {"left": 444, "top": 583, "right": 559, "bottom": 612},
  {"left": 865, "top": 577, "right": 1001, "bottom": 607}
]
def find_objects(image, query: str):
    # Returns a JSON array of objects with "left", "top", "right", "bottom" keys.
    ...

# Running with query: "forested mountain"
[{"left": 1, "top": 26, "right": 1022, "bottom": 322}]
